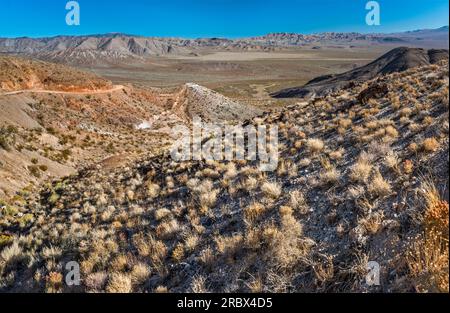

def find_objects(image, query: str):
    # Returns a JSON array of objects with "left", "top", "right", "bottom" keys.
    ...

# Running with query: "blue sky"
[{"left": 0, "top": 0, "right": 448, "bottom": 38}]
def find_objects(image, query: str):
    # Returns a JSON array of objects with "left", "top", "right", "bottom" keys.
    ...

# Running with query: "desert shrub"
[
  {"left": 106, "top": 273, "right": 132, "bottom": 293},
  {"left": 146, "top": 181, "right": 160, "bottom": 199},
  {"left": 261, "top": 181, "right": 282, "bottom": 199},
  {"left": 154, "top": 208, "right": 172, "bottom": 221},
  {"left": 349, "top": 153, "right": 373, "bottom": 183},
  {"left": 46, "top": 127, "right": 57, "bottom": 135},
  {"left": 244, "top": 202, "right": 266, "bottom": 224},
  {"left": 367, "top": 170, "right": 391, "bottom": 197},
  {"left": 406, "top": 182, "right": 449, "bottom": 292},
  {"left": 306, "top": 138, "right": 324, "bottom": 154},
  {"left": 130, "top": 263, "right": 150, "bottom": 285},
  {"left": 28, "top": 165, "right": 41, "bottom": 178},
  {"left": 39, "top": 164, "right": 48, "bottom": 172},
  {"left": 45, "top": 272, "right": 63, "bottom": 293},
  {"left": 156, "top": 219, "right": 180, "bottom": 239},
  {"left": 266, "top": 214, "right": 313, "bottom": 269},
  {"left": 106, "top": 142, "right": 115, "bottom": 153},
  {"left": 0, "top": 233, "right": 14, "bottom": 248},
  {"left": 85, "top": 272, "right": 108, "bottom": 291},
  {"left": 0, "top": 125, "right": 17, "bottom": 151},
  {"left": 319, "top": 167, "right": 340, "bottom": 186},
  {"left": 289, "top": 190, "right": 308, "bottom": 214},
  {"left": 422, "top": 137, "right": 440, "bottom": 152},
  {"left": 191, "top": 275, "right": 208, "bottom": 293},
  {"left": 215, "top": 234, "right": 243, "bottom": 258},
  {"left": 59, "top": 149, "right": 71, "bottom": 161}
]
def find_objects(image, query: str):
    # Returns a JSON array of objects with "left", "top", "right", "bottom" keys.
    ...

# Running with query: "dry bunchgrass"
[
  {"left": 246, "top": 276, "right": 263, "bottom": 293},
  {"left": 318, "top": 161, "right": 340, "bottom": 186},
  {"left": 198, "top": 246, "right": 215, "bottom": 268},
  {"left": 349, "top": 152, "right": 373, "bottom": 183},
  {"left": 384, "top": 125, "right": 398, "bottom": 138},
  {"left": 191, "top": 275, "right": 208, "bottom": 293},
  {"left": 329, "top": 148, "right": 344, "bottom": 160},
  {"left": 85, "top": 272, "right": 108, "bottom": 291},
  {"left": 156, "top": 219, "right": 180, "bottom": 239},
  {"left": 384, "top": 152, "right": 399, "bottom": 171},
  {"left": 306, "top": 138, "right": 324, "bottom": 154},
  {"left": 154, "top": 208, "right": 172, "bottom": 221},
  {"left": 171, "top": 243, "right": 185, "bottom": 263},
  {"left": 106, "top": 272, "right": 132, "bottom": 293},
  {"left": 422, "top": 137, "right": 440, "bottom": 153},
  {"left": 406, "top": 181, "right": 449, "bottom": 292},
  {"left": 266, "top": 214, "right": 313, "bottom": 269},
  {"left": 338, "top": 118, "right": 352, "bottom": 129},
  {"left": 215, "top": 234, "right": 243, "bottom": 259},
  {"left": 199, "top": 189, "right": 218, "bottom": 213},
  {"left": 190, "top": 179, "right": 219, "bottom": 212},
  {"left": 367, "top": 170, "right": 391, "bottom": 197},
  {"left": 244, "top": 202, "right": 266, "bottom": 224},
  {"left": 241, "top": 176, "right": 258, "bottom": 192},
  {"left": 399, "top": 107, "right": 412, "bottom": 117},
  {"left": 45, "top": 271, "right": 63, "bottom": 293},
  {"left": 146, "top": 182, "right": 160, "bottom": 199},
  {"left": 130, "top": 263, "right": 151, "bottom": 285},
  {"left": 288, "top": 190, "right": 308, "bottom": 214},
  {"left": 358, "top": 211, "right": 384, "bottom": 235},
  {"left": 261, "top": 181, "right": 282, "bottom": 199}
]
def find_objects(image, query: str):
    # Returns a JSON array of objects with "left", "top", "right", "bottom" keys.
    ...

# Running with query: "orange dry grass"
[{"left": 406, "top": 182, "right": 449, "bottom": 292}]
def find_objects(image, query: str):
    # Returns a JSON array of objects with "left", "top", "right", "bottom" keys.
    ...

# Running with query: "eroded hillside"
[
  {"left": 0, "top": 56, "right": 262, "bottom": 198},
  {"left": 0, "top": 56, "right": 112, "bottom": 92}
]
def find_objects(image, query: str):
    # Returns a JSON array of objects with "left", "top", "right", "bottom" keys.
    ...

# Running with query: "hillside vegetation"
[{"left": 0, "top": 60, "right": 448, "bottom": 292}]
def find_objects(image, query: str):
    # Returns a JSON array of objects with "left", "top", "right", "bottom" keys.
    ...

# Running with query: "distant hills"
[
  {"left": 247, "top": 26, "right": 449, "bottom": 47},
  {"left": 0, "top": 26, "right": 447, "bottom": 65},
  {"left": 271, "top": 47, "right": 449, "bottom": 98}
]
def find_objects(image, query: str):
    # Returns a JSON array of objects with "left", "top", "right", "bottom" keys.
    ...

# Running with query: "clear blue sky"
[{"left": 0, "top": 0, "right": 448, "bottom": 38}]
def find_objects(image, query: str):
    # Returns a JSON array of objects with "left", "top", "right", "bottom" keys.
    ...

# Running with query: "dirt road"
[{"left": 1, "top": 85, "right": 125, "bottom": 96}]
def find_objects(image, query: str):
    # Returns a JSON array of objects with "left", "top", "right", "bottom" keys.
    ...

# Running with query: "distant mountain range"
[{"left": 0, "top": 26, "right": 448, "bottom": 65}]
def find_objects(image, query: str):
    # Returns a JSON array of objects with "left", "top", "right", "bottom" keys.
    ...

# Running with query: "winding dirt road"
[{"left": 0, "top": 85, "right": 125, "bottom": 96}]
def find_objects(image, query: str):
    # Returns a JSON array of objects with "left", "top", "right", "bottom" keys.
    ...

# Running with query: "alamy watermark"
[
  {"left": 366, "top": 261, "right": 380, "bottom": 286},
  {"left": 65, "top": 261, "right": 81, "bottom": 286},
  {"left": 170, "top": 116, "right": 278, "bottom": 172},
  {"left": 66, "top": 1, "right": 80, "bottom": 26},
  {"left": 366, "top": 1, "right": 381, "bottom": 26}
]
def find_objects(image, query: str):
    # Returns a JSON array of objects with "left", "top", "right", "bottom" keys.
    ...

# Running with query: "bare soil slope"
[
  {"left": 0, "top": 56, "right": 112, "bottom": 92},
  {"left": 1, "top": 61, "right": 447, "bottom": 293}
]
